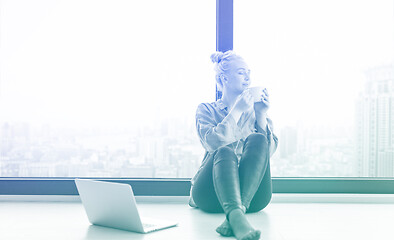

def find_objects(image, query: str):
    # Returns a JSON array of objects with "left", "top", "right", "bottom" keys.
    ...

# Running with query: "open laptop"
[{"left": 75, "top": 179, "right": 178, "bottom": 233}]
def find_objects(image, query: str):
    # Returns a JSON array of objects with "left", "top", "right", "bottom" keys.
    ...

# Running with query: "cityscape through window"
[{"left": 1, "top": 0, "right": 393, "bottom": 178}]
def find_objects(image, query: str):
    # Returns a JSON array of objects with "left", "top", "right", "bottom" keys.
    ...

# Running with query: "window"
[
  {"left": 235, "top": 0, "right": 394, "bottom": 177},
  {"left": 0, "top": 0, "right": 215, "bottom": 178},
  {"left": 1, "top": 0, "right": 394, "bottom": 196}
]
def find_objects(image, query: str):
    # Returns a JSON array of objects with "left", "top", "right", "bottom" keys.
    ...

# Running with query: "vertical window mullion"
[{"left": 216, "top": 0, "right": 233, "bottom": 100}]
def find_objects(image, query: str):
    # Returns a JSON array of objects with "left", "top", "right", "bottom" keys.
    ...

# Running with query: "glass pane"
[
  {"left": 235, "top": 0, "right": 394, "bottom": 177},
  {"left": 0, "top": 0, "right": 215, "bottom": 177}
]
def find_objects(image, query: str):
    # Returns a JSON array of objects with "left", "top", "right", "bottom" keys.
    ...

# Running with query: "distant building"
[
  {"left": 356, "top": 65, "right": 394, "bottom": 177},
  {"left": 279, "top": 126, "right": 298, "bottom": 158}
]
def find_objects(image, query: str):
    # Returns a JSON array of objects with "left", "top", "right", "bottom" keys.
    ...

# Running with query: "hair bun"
[{"left": 210, "top": 52, "right": 224, "bottom": 63}]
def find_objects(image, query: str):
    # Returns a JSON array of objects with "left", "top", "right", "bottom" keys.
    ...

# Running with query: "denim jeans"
[{"left": 191, "top": 133, "right": 272, "bottom": 220}]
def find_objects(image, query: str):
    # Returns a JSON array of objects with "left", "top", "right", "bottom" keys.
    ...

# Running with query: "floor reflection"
[{"left": 82, "top": 224, "right": 146, "bottom": 240}]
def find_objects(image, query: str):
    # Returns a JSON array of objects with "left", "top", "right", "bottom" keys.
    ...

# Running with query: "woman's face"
[{"left": 223, "top": 58, "right": 251, "bottom": 95}]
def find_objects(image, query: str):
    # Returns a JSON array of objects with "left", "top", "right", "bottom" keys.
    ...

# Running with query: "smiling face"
[{"left": 222, "top": 57, "right": 251, "bottom": 95}]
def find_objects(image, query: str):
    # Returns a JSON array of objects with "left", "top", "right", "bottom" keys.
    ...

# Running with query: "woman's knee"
[
  {"left": 246, "top": 133, "right": 268, "bottom": 145},
  {"left": 245, "top": 133, "right": 269, "bottom": 153},
  {"left": 213, "top": 146, "right": 237, "bottom": 164},
  {"left": 215, "top": 146, "right": 235, "bottom": 155}
]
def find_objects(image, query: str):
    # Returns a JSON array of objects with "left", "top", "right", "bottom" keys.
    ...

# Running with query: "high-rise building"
[{"left": 356, "top": 65, "right": 394, "bottom": 177}]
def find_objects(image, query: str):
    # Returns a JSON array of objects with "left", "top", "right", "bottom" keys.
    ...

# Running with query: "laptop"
[{"left": 75, "top": 179, "right": 178, "bottom": 233}]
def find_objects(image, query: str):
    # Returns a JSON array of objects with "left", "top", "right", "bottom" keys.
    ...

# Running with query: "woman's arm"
[
  {"left": 196, "top": 103, "right": 243, "bottom": 153},
  {"left": 267, "top": 122, "right": 279, "bottom": 158},
  {"left": 255, "top": 112, "right": 268, "bottom": 132},
  {"left": 228, "top": 106, "right": 243, "bottom": 124},
  {"left": 255, "top": 116, "right": 279, "bottom": 158}
]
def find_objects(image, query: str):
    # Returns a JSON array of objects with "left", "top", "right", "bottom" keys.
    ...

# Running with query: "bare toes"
[
  {"left": 216, "top": 220, "right": 234, "bottom": 237},
  {"left": 216, "top": 226, "right": 233, "bottom": 237},
  {"left": 241, "top": 230, "right": 261, "bottom": 240}
]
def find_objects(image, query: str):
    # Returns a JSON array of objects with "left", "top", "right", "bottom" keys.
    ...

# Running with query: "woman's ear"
[{"left": 220, "top": 74, "right": 228, "bottom": 85}]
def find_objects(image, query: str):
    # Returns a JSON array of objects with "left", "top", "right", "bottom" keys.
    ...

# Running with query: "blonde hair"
[{"left": 210, "top": 50, "right": 243, "bottom": 92}]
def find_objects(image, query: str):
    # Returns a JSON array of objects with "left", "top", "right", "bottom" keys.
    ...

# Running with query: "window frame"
[
  {"left": 1, "top": 178, "right": 394, "bottom": 195},
  {"left": 1, "top": 0, "right": 393, "bottom": 196}
]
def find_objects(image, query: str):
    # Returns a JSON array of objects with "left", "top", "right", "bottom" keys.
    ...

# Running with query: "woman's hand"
[
  {"left": 233, "top": 88, "right": 254, "bottom": 113},
  {"left": 254, "top": 88, "right": 270, "bottom": 115}
]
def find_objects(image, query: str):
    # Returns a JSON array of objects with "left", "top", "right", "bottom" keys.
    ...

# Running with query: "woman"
[{"left": 188, "top": 50, "right": 279, "bottom": 240}]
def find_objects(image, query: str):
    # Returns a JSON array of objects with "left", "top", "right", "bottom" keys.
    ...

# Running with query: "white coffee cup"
[{"left": 248, "top": 86, "right": 265, "bottom": 103}]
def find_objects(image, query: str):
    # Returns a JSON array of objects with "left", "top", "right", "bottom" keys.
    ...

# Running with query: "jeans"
[{"left": 191, "top": 133, "right": 272, "bottom": 221}]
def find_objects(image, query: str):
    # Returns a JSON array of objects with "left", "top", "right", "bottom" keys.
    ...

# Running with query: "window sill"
[{"left": 2, "top": 194, "right": 394, "bottom": 204}]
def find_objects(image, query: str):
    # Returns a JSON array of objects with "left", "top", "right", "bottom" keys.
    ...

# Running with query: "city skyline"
[{"left": 1, "top": 63, "right": 393, "bottom": 178}]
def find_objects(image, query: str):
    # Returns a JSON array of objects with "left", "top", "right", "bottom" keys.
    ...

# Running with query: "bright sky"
[
  {"left": 235, "top": 0, "right": 394, "bottom": 129},
  {"left": 1, "top": 0, "right": 393, "bottom": 130},
  {"left": 0, "top": 0, "right": 215, "bottom": 128}
]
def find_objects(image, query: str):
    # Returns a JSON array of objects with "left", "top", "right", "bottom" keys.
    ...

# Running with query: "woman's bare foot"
[
  {"left": 216, "top": 219, "right": 233, "bottom": 237},
  {"left": 228, "top": 208, "right": 261, "bottom": 240}
]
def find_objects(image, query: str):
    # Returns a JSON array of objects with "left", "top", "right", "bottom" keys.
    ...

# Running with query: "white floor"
[{"left": 1, "top": 195, "right": 394, "bottom": 240}]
